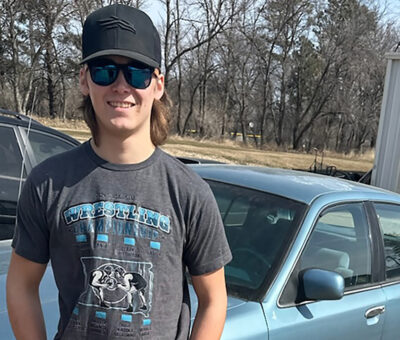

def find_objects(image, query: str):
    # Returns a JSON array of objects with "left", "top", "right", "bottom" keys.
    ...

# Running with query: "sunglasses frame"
[{"left": 87, "top": 58, "right": 157, "bottom": 89}]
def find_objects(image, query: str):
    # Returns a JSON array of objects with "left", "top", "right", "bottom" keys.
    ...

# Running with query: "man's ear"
[
  {"left": 154, "top": 74, "right": 164, "bottom": 100},
  {"left": 79, "top": 67, "right": 89, "bottom": 96}
]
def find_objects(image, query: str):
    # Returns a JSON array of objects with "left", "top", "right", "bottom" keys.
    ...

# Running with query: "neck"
[{"left": 90, "top": 134, "right": 155, "bottom": 164}]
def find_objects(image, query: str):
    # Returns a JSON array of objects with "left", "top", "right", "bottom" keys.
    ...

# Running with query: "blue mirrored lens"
[
  {"left": 91, "top": 65, "right": 118, "bottom": 85},
  {"left": 125, "top": 67, "right": 152, "bottom": 89}
]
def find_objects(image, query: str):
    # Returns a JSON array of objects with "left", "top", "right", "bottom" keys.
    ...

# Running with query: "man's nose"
[{"left": 112, "top": 70, "right": 131, "bottom": 91}]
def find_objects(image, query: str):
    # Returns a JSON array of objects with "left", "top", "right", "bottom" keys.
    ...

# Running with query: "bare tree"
[{"left": 0, "top": 0, "right": 397, "bottom": 155}]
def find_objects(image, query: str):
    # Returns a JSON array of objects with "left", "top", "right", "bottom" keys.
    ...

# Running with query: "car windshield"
[{"left": 207, "top": 180, "right": 307, "bottom": 301}]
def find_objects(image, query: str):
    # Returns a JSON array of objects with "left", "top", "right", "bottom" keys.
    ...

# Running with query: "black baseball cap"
[{"left": 81, "top": 4, "right": 161, "bottom": 68}]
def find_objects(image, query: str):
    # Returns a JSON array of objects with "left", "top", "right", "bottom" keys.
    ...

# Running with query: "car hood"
[
  {"left": 189, "top": 284, "right": 248, "bottom": 320},
  {"left": 190, "top": 285, "right": 268, "bottom": 339}
]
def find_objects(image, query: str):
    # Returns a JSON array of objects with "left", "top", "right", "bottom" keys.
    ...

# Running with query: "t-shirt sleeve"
[
  {"left": 12, "top": 175, "right": 50, "bottom": 264},
  {"left": 183, "top": 184, "right": 232, "bottom": 276}
]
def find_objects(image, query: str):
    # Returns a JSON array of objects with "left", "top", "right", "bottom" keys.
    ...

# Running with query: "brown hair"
[{"left": 80, "top": 91, "right": 171, "bottom": 146}]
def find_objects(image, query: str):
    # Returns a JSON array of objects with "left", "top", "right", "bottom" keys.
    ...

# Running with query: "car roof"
[
  {"left": 191, "top": 164, "right": 397, "bottom": 205},
  {"left": 0, "top": 108, "right": 80, "bottom": 145},
  {"left": 0, "top": 108, "right": 43, "bottom": 126}
]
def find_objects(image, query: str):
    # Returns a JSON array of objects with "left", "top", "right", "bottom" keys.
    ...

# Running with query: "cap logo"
[{"left": 97, "top": 16, "right": 136, "bottom": 34}]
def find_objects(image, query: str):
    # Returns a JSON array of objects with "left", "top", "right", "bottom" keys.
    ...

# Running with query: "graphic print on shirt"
[
  {"left": 63, "top": 200, "right": 171, "bottom": 256},
  {"left": 79, "top": 257, "right": 153, "bottom": 316},
  {"left": 63, "top": 201, "right": 171, "bottom": 235},
  {"left": 61, "top": 200, "right": 171, "bottom": 331}
]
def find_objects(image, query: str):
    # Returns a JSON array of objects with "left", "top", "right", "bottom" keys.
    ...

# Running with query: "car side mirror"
[{"left": 301, "top": 268, "right": 344, "bottom": 301}]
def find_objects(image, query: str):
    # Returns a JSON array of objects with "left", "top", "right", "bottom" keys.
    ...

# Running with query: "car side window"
[
  {"left": 302, "top": 203, "right": 371, "bottom": 288},
  {"left": 280, "top": 203, "right": 372, "bottom": 305},
  {"left": 0, "top": 125, "right": 25, "bottom": 240},
  {"left": 0, "top": 125, "right": 25, "bottom": 178},
  {"left": 373, "top": 203, "right": 400, "bottom": 281},
  {"left": 27, "top": 129, "right": 76, "bottom": 164}
]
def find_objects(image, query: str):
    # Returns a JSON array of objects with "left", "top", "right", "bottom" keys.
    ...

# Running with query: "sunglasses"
[{"left": 87, "top": 59, "right": 156, "bottom": 89}]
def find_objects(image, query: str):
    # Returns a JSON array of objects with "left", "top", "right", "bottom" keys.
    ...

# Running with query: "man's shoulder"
[
  {"left": 157, "top": 149, "right": 214, "bottom": 201},
  {"left": 158, "top": 150, "right": 208, "bottom": 186}
]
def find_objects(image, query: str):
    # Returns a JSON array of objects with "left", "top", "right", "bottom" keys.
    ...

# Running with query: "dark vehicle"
[
  {"left": 176, "top": 156, "right": 224, "bottom": 164},
  {"left": 0, "top": 109, "right": 80, "bottom": 240}
]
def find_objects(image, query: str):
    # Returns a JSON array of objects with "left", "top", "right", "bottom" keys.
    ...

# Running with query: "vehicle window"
[
  {"left": 318, "top": 210, "right": 355, "bottom": 232},
  {"left": 303, "top": 203, "right": 371, "bottom": 288},
  {"left": 281, "top": 203, "right": 372, "bottom": 305},
  {"left": 0, "top": 125, "right": 25, "bottom": 178},
  {"left": 0, "top": 125, "right": 24, "bottom": 240},
  {"left": 27, "top": 130, "right": 76, "bottom": 164},
  {"left": 207, "top": 180, "right": 307, "bottom": 300},
  {"left": 374, "top": 203, "right": 400, "bottom": 280}
]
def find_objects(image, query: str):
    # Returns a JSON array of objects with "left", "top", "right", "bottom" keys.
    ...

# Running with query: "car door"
[
  {"left": 266, "top": 202, "right": 385, "bottom": 340},
  {"left": 0, "top": 125, "right": 78, "bottom": 240},
  {"left": 371, "top": 202, "right": 400, "bottom": 340},
  {"left": 0, "top": 124, "right": 27, "bottom": 240}
]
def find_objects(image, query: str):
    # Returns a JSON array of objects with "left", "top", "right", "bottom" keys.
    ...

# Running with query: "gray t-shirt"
[{"left": 12, "top": 141, "right": 232, "bottom": 340}]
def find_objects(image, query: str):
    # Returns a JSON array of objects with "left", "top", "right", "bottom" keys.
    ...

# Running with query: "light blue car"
[{"left": 1, "top": 165, "right": 400, "bottom": 339}]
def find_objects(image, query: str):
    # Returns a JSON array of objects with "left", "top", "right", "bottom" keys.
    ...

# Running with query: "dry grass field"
[
  {"left": 36, "top": 116, "right": 374, "bottom": 172},
  {"left": 162, "top": 137, "right": 374, "bottom": 172}
]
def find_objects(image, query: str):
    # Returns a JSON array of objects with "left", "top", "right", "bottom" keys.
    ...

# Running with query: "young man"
[{"left": 7, "top": 4, "right": 232, "bottom": 340}]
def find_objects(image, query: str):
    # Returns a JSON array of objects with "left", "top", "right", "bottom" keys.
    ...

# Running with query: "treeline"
[{"left": 1, "top": 0, "right": 398, "bottom": 152}]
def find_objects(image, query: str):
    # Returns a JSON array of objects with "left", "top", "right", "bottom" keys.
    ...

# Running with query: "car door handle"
[{"left": 365, "top": 306, "right": 385, "bottom": 319}]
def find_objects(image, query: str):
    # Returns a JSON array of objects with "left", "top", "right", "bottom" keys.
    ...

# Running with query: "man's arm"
[
  {"left": 190, "top": 267, "right": 227, "bottom": 340},
  {"left": 7, "top": 250, "right": 47, "bottom": 340}
]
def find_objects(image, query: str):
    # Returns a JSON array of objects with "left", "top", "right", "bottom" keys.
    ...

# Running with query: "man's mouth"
[{"left": 108, "top": 101, "right": 134, "bottom": 108}]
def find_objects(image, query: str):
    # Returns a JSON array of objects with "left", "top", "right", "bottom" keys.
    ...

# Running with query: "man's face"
[{"left": 79, "top": 55, "right": 164, "bottom": 143}]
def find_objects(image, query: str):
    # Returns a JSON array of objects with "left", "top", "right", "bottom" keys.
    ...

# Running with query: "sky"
[
  {"left": 144, "top": 0, "right": 400, "bottom": 28},
  {"left": 381, "top": 0, "right": 400, "bottom": 23},
  {"left": 144, "top": 1, "right": 164, "bottom": 26}
]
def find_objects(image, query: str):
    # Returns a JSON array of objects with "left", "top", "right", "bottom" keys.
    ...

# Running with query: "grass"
[
  {"left": 34, "top": 116, "right": 374, "bottom": 172},
  {"left": 57, "top": 128, "right": 92, "bottom": 141},
  {"left": 162, "top": 138, "right": 373, "bottom": 172}
]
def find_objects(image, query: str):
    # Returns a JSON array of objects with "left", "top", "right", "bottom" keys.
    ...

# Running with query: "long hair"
[{"left": 80, "top": 91, "right": 171, "bottom": 146}]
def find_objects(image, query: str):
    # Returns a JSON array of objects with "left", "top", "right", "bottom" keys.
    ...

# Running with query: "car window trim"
[
  {"left": 0, "top": 213, "right": 15, "bottom": 219},
  {"left": 365, "top": 201, "right": 386, "bottom": 282},
  {"left": 277, "top": 200, "right": 379, "bottom": 309},
  {"left": 0, "top": 174, "right": 27, "bottom": 181},
  {"left": 381, "top": 279, "right": 400, "bottom": 287},
  {"left": 14, "top": 125, "right": 34, "bottom": 173},
  {"left": 279, "top": 284, "right": 385, "bottom": 309},
  {"left": 369, "top": 201, "right": 400, "bottom": 284}
]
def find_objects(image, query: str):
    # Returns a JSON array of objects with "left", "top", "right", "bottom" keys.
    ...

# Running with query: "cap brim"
[{"left": 80, "top": 49, "right": 160, "bottom": 68}]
